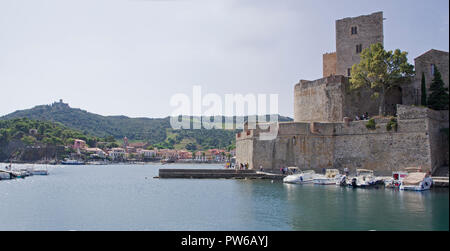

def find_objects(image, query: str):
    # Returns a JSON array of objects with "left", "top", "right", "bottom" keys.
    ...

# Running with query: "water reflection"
[
  {"left": 0, "top": 164, "right": 448, "bottom": 231},
  {"left": 280, "top": 183, "right": 448, "bottom": 231}
]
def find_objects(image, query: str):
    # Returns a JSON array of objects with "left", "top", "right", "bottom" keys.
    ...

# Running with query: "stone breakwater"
[{"left": 158, "top": 169, "right": 285, "bottom": 180}]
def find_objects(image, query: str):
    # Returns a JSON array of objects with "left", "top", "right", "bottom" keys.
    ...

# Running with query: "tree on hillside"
[
  {"left": 421, "top": 72, "right": 427, "bottom": 106},
  {"left": 427, "top": 67, "right": 449, "bottom": 110},
  {"left": 350, "top": 43, "right": 415, "bottom": 115}
]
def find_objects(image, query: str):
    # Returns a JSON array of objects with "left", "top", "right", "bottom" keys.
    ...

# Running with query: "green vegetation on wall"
[
  {"left": 386, "top": 117, "right": 398, "bottom": 132},
  {"left": 366, "top": 119, "right": 376, "bottom": 130}
]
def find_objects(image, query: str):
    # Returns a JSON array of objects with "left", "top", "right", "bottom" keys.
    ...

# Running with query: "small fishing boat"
[
  {"left": 348, "top": 169, "right": 384, "bottom": 188},
  {"left": 283, "top": 170, "right": 321, "bottom": 184},
  {"left": 61, "top": 159, "right": 85, "bottom": 165},
  {"left": 0, "top": 171, "right": 11, "bottom": 180},
  {"left": 314, "top": 169, "right": 343, "bottom": 185},
  {"left": 10, "top": 170, "right": 29, "bottom": 179},
  {"left": 400, "top": 172, "right": 433, "bottom": 191},
  {"left": 28, "top": 168, "right": 49, "bottom": 176},
  {"left": 161, "top": 157, "right": 177, "bottom": 164}
]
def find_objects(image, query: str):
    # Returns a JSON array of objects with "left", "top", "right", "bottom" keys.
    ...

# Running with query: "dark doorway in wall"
[{"left": 385, "top": 86, "right": 403, "bottom": 116}]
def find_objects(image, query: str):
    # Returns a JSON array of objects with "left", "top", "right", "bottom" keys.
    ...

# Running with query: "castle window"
[
  {"left": 347, "top": 68, "right": 351, "bottom": 77},
  {"left": 356, "top": 44, "right": 363, "bottom": 54},
  {"left": 431, "top": 64, "right": 435, "bottom": 75},
  {"left": 351, "top": 26, "right": 358, "bottom": 35}
]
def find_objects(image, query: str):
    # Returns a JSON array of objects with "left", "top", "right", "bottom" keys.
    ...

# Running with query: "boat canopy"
[
  {"left": 357, "top": 169, "right": 374, "bottom": 175},
  {"left": 325, "top": 169, "right": 340, "bottom": 178},
  {"left": 404, "top": 167, "right": 423, "bottom": 173},
  {"left": 402, "top": 172, "right": 427, "bottom": 185}
]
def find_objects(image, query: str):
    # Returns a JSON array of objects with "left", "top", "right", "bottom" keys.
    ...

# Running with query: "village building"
[
  {"left": 109, "top": 148, "right": 127, "bottom": 160},
  {"left": 85, "top": 148, "right": 107, "bottom": 158},
  {"left": 158, "top": 149, "right": 178, "bottom": 159},
  {"left": 137, "top": 149, "right": 157, "bottom": 159},
  {"left": 73, "top": 139, "right": 87, "bottom": 150},
  {"left": 177, "top": 150, "right": 193, "bottom": 160}
]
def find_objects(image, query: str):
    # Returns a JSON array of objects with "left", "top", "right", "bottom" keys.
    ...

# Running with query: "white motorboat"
[
  {"left": 10, "top": 170, "right": 29, "bottom": 179},
  {"left": 283, "top": 170, "right": 321, "bottom": 184},
  {"left": 28, "top": 169, "right": 49, "bottom": 176},
  {"left": 349, "top": 169, "right": 384, "bottom": 188},
  {"left": 400, "top": 172, "right": 433, "bottom": 191},
  {"left": 0, "top": 171, "right": 11, "bottom": 180},
  {"left": 314, "top": 169, "right": 343, "bottom": 185}
]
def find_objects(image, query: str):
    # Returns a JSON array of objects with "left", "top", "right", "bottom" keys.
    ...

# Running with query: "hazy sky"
[{"left": 0, "top": 0, "right": 448, "bottom": 118}]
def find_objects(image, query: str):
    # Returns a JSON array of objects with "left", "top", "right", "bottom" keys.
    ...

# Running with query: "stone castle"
[{"left": 236, "top": 12, "right": 449, "bottom": 175}]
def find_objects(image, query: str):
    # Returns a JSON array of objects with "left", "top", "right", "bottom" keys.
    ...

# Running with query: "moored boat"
[
  {"left": 10, "top": 170, "right": 29, "bottom": 179},
  {"left": 0, "top": 171, "right": 11, "bottom": 180},
  {"left": 161, "top": 157, "right": 176, "bottom": 164},
  {"left": 61, "top": 159, "right": 85, "bottom": 165},
  {"left": 400, "top": 172, "right": 433, "bottom": 191},
  {"left": 314, "top": 169, "right": 343, "bottom": 185},
  {"left": 348, "top": 169, "right": 384, "bottom": 188},
  {"left": 28, "top": 169, "right": 49, "bottom": 176},
  {"left": 385, "top": 171, "right": 409, "bottom": 188},
  {"left": 283, "top": 170, "right": 321, "bottom": 184}
]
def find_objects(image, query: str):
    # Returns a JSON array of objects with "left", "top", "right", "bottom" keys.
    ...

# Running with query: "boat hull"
[
  {"left": 313, "top": 178, "right": 338, "bottom": 185},
  {"left": 348, "top": 177, "right": 384, "bottom": 188},
  {"left": 400, "top": 178, "right": 433, "bottom": 191},
  {"left": 30, "top": 170, "right": 49, "bottom": 175},
  {"left": 283, "top": 173, "right": 316, "bottom": 184},
  {"left": 0, "top": 172, "right": 11, "bottom": 180},
  {"left": 61, "top": 162, "right": 85, "bottom": 165}
]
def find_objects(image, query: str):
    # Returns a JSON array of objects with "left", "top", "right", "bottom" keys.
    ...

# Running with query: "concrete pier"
[
  {"left": 158, "top": 169, "right": 285, "bottom": 180},
  {"left": 432, "top": 177, "right": 449, "bottom": 188}
]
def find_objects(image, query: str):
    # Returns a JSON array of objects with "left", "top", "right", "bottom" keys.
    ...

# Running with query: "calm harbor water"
[{"left": 0, "top": 163, "right": 448, "bottom": 231}]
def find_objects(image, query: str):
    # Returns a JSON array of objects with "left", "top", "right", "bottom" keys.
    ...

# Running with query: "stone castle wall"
[
  {"left": 294, "top": 76, "right": 346, "bottom": 122},
  {"left": 323, "top": 52, "right": 337, "bottom": 77},
  {"left": 294, "top": 75, "right": 380, "bottom": 122},
  {"left": 237, "top": 105, "right": 449, "bottom": 175}
]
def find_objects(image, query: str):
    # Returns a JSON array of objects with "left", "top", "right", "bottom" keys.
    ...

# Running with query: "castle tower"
[
  {"left": 336, "top": 12, "right": 384, "bottom": 77},
  {"left": 323, "top": 12, "right": 384, "bottom": 77}
]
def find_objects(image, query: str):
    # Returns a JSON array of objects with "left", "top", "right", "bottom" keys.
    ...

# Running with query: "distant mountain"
[{"left": 1, "top": 101, "right": 293, "bottom": 150}]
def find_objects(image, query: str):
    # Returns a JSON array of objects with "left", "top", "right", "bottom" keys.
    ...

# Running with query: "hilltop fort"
[{"left": 236, "top": 12, "right": 449, "bottom": 175}]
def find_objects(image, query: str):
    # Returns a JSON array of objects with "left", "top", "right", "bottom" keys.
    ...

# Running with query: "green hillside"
[{"left": 1, "top": 101, "right": 293, "bottom": 150}]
